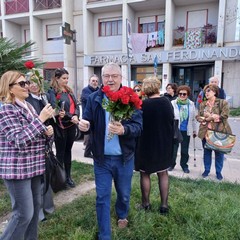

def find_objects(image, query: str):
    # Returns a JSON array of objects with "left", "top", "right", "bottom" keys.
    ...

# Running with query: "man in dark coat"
[{"left": 80, "top": 74, "right": 99, "bottom": 158}]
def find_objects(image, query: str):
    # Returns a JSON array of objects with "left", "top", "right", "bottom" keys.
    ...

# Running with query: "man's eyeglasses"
[
  {"left": 9, "top": 80, "right": 31, "bottom": 88},
  {"left": 178, "top": 92, "right": 187, "bottom": 97},
  {"left": 102, "top": 74, "right": 120, "bottom": 80},
  {"left": 134, "top": 89, "right": 141, "bottom": 92}
]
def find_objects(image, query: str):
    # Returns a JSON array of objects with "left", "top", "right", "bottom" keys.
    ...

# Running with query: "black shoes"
[
  {"left": 216, "top": 173, "right": 223, "bottom": 180},
  {"left": 159, "top": 206, "right": 169, "bottom": 215},
  {"left": 137, "top": 204, "right": 151, "bottom": 211},
  {"left": 66, "top": 178, "right": 75, "bottom": 188},
  {"left": 183, "top": 168, "right": 190, "bottom": 174},
  {"left": 202, "top": 170, "right": 209, "bottom": 178}
]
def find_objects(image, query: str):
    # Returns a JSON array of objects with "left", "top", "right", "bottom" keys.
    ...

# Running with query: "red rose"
[
  {"left": 198, "top": 99, "right": 202, "bottom": 103},
  {"left": 121, "top": 95, "right": 130, "bottom": 104},
  {"left": 56, "top": 93, "right": 61, "bottom": 100},
  {"left": 24, "top": 61, "right": 35, "bottom": 69}
]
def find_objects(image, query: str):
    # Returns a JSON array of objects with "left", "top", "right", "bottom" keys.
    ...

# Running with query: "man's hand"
[
  {"left": 78, "top": 119, "right": 90, "bottom": 132},
  {"left": 108, "top": 121, "right": 124, "bottom": 135},
  {"left": 71, "top": 115, "right": 79, "bottom": 124}
]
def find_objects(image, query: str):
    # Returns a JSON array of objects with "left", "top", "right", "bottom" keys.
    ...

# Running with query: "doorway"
[{"left": 172, "top": 64, "right": 214, "bottom": 101}]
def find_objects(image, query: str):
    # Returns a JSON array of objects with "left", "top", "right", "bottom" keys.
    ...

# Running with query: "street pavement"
[{"left": 72, "top": 117, "right": 240, "bottom": 184}]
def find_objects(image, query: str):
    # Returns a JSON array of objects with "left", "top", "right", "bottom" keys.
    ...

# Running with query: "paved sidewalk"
[{"left": 72, "top": 139, "right": 240, "bottom": 184}]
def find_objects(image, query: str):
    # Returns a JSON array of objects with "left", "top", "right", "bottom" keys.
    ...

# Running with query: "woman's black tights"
[{"left": 140, "top": 170, "right": 169, "bottom": 207}]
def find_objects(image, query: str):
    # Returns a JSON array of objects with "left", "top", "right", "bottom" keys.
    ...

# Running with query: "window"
[
  {"left": 24, "top": 29, "right": 30, "bottom": 43},
  {"left": 46, "top": 23, "right": 62, "bottom": 41},
  {"left": 99, "top": 18, "right": 122, "bottom": 36},
  {"left": 139, "top": 15, "right": 165, "bottom": 33}
]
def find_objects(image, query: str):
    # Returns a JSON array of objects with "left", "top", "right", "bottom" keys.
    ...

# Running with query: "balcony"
[
  {"left": 173, "top": 25, "right": 217, "bottom": 47},
  {"left": 34, "top": 0, "right": 61, "bottom": 11},
  {"left": 5, "top": 0, "right": 29, "bottom": 15}
]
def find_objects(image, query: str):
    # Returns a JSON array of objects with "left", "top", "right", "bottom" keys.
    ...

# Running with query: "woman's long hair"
[{"left": 50, "top": 68, "right": 73, "bottom": 94}]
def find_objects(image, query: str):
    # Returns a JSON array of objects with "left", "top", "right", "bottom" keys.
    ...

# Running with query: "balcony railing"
[
  {"left": 34, "top": 0, "right": 61, "bottom": 11},
  {"left": 173, "top": 25, "right": 217, "bottom": 47},
  {"left": 87, "top": 0, "right": 114, "bottom": 2},
  {"left": 5, "top": 0, "right": 29, "bottom": 15}
]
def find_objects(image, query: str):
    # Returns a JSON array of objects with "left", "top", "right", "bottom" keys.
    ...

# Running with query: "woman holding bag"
[
  {"left": 48, "top": 68, "right": 80, "bottom": 188},
  {"left": 196, "top": 84, "right": 232, "bottom": 180}
]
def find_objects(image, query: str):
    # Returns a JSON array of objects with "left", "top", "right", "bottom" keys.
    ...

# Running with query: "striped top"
[{"left": 0, "top": 102, "right": 47, "bottom": 179}]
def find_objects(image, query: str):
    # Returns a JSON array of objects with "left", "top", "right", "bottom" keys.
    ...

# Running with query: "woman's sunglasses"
[
  {"left": 178, "top": 92, "right": 187, "bottom": 97},
  {"left": 9, "top": 80, "right": 31, "bottom": 88},
  {"left": 134, "top": 89, "right": 141, "bottom": 92}
]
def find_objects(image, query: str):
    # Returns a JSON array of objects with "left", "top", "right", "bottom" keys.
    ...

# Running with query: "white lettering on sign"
[{"left": 86, "top": 47, "right": 240, "bottom": 66}]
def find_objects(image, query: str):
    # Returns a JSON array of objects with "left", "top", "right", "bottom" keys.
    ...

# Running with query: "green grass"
[
  {"left": 0, "top": 161, "right": 94, "bottom": 216},
  {"left": 230, "top": 107, "right": 240, "bottom": 117},
  {"left": 38, "top": 173, "right": 240, "bottom": 240}
]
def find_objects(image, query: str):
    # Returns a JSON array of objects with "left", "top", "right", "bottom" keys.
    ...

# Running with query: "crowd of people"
[{"left": 0, "top": 62, "right": 233, "bottom": 239}]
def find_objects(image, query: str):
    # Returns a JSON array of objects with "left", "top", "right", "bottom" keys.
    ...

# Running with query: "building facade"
[{"left": 0, "top": 0, "right": 240, "bottom": 106}]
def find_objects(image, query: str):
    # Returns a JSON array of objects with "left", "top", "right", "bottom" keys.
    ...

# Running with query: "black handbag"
[
  {"left": 173, "top": 119, "right": 183, "bottom": 143},
  {"left": 45, "top": 143, "right": 66, "bottom": 193},
  {"left": 75, "top": 125, "right": 82, "bottom": 141}
]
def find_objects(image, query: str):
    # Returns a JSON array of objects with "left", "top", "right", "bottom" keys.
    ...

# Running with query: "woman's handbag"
[
  {"left": 75, "top": 125, "right": 82, "bottom": 141},
  {"left": 45, "top": 143, "right": 66, "bottom": 193},
  {"left": 205, "top": 128, "right": 236, "bottom": 154},
  {"left": 173, "top": 119, "right": 183, "bottom": 143}
]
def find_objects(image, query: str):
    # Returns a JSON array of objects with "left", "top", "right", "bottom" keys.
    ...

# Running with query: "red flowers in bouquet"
[{"left": 102, "top": 85, "right": 142, "bottom": 121}]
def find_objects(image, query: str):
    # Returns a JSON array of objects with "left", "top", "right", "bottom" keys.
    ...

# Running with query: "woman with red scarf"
[{"left": 48, "top": 68, "right": 80, "bottom": 188}]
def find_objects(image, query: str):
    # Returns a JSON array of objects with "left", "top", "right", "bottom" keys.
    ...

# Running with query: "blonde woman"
[{"left": 0, "top": 71, "right": 54, "bottom": 239}]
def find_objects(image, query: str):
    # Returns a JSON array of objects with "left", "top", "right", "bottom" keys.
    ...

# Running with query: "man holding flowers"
[{"left": 78, "top": 62, "right": 142, "bottom": 240}]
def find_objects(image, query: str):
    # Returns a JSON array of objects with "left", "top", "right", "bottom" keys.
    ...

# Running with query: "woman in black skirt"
[{"left": 135, "top": 76, "right": 174, "bottom": 214}]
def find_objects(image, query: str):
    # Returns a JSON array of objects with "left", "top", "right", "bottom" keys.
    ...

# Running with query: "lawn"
[
  {"left": 38, "top": 171, "right": 240, "bottom": 240},
  {"left": 0, "top": 161, "right": 94, "bottom": 217}
]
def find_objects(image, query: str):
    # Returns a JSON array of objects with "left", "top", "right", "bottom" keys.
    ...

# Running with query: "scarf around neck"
[{"left": 177, "top": 98, "right": 189, "bottom": 123}]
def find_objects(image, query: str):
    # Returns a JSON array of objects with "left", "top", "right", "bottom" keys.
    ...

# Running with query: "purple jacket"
[{"left": 0, "top": 103, "right": 47, "bottom": 179}]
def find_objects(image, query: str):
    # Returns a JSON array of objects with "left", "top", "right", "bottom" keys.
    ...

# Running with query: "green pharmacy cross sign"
[{"left": 61, "top": 22, "right": 74, "bottom": 45}]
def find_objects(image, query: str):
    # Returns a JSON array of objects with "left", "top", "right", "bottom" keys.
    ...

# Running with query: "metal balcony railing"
[
  {"left": 87, "top": 0, "right": 114, "bottom": 2},
  {"left": 173, "top": 25, "right": 217, "bottom": 47},
  {"left": 5, "top": 0, "right": 29, "bottom": 15},
  {"left": 34, "top": 0, "right": 61, "bottom": 11}
]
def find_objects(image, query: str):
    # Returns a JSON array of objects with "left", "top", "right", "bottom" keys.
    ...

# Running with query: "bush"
[{"left": 230, "top": 108, "right": 240, "bottom": 117}]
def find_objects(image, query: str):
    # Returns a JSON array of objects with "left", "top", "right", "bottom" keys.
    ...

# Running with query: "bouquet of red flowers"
[{"left": 102, "top": 85, "right": 142, "bottom": 140}]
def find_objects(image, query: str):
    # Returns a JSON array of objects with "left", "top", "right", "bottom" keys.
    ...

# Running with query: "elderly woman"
[
  {"left": 170, "top": 85, "right": 197, "bottom": 173},
  {"left": 0, "top": 71, "right": 54, "bottom": 239},
  {"left": 135, "top": 76, "right": 174, "bottom": 214},
  {"left": 196, "top": 84, "right": 232, "bottom": 180}
]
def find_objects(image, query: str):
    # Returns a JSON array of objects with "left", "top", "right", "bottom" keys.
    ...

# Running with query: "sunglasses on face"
[
  {"left": 10, "top": 80, "right": 31, "bottom": 88},
  {"left": 178, "top": 92, "right": 187, "bottom": 97},
  {"left": 134, "top": 89, "right": 141, "bottom": 92}
]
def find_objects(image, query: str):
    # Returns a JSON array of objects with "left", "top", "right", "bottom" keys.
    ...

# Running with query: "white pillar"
[
  {"left": 217, "top": 0, "right": 226, "bottom": 47},
  {"left": 214, "top": 60, "right": 223, "bottom": 86},
  {"left": 162, "top": 63, "right": 172, "bottom": 94}
]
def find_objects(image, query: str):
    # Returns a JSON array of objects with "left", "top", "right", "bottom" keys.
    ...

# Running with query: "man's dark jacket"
[
  {"left": 83, "top": 88, "right": 143, "bottom": 163},
  {"left": 81, "top": 85, "right": 99, "bottom": 114}
]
